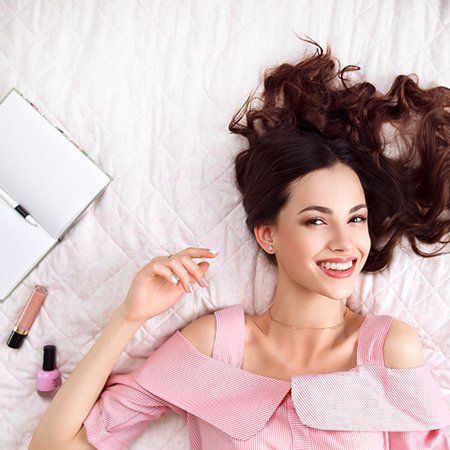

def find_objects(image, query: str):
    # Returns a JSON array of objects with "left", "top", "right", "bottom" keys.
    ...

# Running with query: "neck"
[
  {"left": 269, "top": 305, "right": 348, "bottom": 330},
  {"left": 255, "top": 284, "right": 351, "bottom": 356}
]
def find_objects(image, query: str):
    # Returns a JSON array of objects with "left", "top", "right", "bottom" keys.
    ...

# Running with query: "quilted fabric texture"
[{"left": 0, "top": 1, "right": 448, "bottom": 449}]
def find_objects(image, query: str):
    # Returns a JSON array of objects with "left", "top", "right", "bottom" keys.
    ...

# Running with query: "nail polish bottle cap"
[{"left": 42, "top": 345, "right": 57, "bottom": 371}]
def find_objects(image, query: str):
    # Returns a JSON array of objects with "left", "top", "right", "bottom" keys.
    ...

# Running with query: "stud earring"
[{"left": 268, "top": 245, "right": 273, "bottom": 252}]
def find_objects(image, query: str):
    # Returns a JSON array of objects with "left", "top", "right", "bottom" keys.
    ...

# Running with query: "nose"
[{"left": 328, "top": 225, "right": 353, "bottom": 252}]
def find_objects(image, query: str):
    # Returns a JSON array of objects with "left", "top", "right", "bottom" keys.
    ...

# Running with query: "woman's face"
[{"left": 264, "top": 162, "right": 371, "bottom": 301}]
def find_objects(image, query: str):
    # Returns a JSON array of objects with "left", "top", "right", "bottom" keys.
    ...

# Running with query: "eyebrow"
[{"left": 298, "top": 203, "right": 368, "bottom": 215}]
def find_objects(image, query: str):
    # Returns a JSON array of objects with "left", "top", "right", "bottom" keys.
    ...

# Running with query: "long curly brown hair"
[{"left": 229, "top": 35, "right": 449, "bottom": 273}]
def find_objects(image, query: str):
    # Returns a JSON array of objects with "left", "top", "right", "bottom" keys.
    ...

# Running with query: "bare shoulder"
[
  {"left": 383, "top": 317, "right": 425, "bottom": 368},
  {"left": 179, "top": 312, "right": 217, "bottom": 357}
]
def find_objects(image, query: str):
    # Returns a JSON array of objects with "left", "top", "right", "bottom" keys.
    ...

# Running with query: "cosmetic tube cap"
[{"left": 7, "top": 330, "right": 26, "bottom": 349}]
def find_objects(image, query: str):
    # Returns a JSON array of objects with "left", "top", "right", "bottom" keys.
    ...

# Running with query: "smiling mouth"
[
  {"left": 315, "top": 260, "right": 357, "bottom": 279},
  {"left": 316, "top": 258, "right": 358, "bottom": 270}
]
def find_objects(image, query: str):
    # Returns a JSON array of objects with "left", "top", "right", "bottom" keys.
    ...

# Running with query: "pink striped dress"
[{"left": 84, "top": 304, "right": 450, "bottom": 449}]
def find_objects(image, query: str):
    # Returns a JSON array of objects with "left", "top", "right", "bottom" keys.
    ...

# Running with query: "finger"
[
  {"left": 179, "top": 255, "right": 209, "bottom": 287},
  {"left": 182, "top": 247, "right": 220, "bottom": 258},
  {"left": 151, "top": 262, "right": 183, "bottom": 288},
  {"left": 167, "top": 259, "right": 194, "bottom": 294}
]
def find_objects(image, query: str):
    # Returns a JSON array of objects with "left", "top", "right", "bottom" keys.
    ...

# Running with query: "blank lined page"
[
  {"left": 0, "top": 199, "right": 56, "bottom": 301},
  {"left": 0, "top": 89, "right": 111, "bottom": 239}
]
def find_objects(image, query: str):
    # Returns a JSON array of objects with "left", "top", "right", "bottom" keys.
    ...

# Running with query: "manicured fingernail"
[
  {"left": 171, "top": 275, "right": 178, "bottom": 284},
  {"left": 188, "top": 283, "right": 193, "bottom": 293},
  {"left": 201, "top": 276, "right": 209, "bottom": 286},
  {"left": 209, "top": 249, "right": 219, "bottom": 254}
]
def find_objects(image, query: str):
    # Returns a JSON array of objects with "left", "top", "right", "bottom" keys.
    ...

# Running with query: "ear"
[{"left": 253, "top": 224, "right": 275, "bottom": 252}]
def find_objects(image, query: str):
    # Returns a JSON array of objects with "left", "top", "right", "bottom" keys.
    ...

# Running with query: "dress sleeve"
[
  {"left": 388, "top": 429, "right": 450, "bottom": 449},
  {"left": 83, "top": 364, "right": 187, "bottom": 450}
]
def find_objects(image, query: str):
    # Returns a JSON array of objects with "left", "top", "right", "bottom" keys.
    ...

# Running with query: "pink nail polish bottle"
[{"left": 36, "top": 345, "right": 61, "bottom": 397}]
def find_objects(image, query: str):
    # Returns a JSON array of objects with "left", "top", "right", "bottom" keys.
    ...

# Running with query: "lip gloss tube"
[{"left": 7, "top": 285, "right": 48, "bottom": 349}]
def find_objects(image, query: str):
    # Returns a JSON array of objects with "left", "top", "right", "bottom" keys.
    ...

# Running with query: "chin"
[{"left": 324, "top": 285, "right": 354, "bottom": 300}]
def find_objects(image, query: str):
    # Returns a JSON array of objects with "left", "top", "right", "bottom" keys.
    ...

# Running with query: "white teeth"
[{"left": 318, "top": 260, "right": 353, "bottom": 270}]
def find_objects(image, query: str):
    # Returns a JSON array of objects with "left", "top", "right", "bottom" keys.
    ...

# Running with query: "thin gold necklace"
[{"left": 268, "top": 306, "right": 348, "bottom": 330}]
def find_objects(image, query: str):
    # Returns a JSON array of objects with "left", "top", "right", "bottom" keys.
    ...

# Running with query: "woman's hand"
[{"left": 117, "top": 247, "right": 219, "bottom": 324}]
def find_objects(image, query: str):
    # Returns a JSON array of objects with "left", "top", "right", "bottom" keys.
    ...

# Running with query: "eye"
[
  {"left": 305, "top": 215, "right": 368, "bottom": 226},
  {"left": 305, "top": 217, "right": 326, "bottom": 226},
  {"left": 352, "top": 216, "right": 367, "bottom": 223}
]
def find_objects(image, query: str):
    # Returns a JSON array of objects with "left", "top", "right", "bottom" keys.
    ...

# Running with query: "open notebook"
[{"left": 0, "top": 88, "right": 112, "bottom": 301}]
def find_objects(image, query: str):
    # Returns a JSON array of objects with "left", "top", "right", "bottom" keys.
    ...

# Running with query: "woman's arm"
[
  {"left": 29, "top": 247, "right": 215, "bottom": 449},
  {"left": 29, "top": 305, "right": 145, "bottom": 450}
]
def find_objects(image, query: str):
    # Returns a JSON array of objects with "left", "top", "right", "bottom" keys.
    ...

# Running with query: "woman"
[{"left": 30, "top": 36, "right": 450, "bottom": 449}]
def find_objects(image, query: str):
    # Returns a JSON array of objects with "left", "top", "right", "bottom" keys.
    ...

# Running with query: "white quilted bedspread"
[{"left": 0, "top": 1, "right": 448, "bottom": 448}]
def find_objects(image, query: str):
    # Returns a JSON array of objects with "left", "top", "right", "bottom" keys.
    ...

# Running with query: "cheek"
[
  {"left": 360, "top": 228, "right": 371, "bottom": 253},
  {"left": 278, "top": 232, "right": 317, "bottom": 265},
  {"left": 280, "top": 226, "right": 328, "bottom": 253},
  {"left": 290, "top": 239, "right": 320, "bottom": 266},
  {"left": 354, "top": 228, "right": 371, "bottom": 268}
]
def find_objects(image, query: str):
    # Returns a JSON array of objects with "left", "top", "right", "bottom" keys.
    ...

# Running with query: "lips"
[{"left": 316, "top": 259, "right": 357, "bottom": 278}]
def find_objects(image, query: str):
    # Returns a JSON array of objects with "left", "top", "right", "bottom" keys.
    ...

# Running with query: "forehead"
[{"left": 289, "top": 164, "right": 364, "bottom": 202}]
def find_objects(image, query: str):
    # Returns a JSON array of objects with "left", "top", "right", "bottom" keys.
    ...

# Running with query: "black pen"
[{"left": 0, "top": 185, "right": 37, "bottom": 226}]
